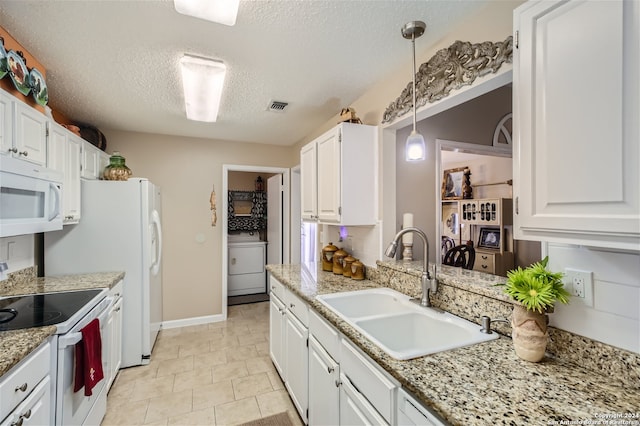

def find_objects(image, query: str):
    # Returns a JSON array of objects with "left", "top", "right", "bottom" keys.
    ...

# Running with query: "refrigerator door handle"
[{"left": 151, "top": 209, "right": 162, "bottom": 276}]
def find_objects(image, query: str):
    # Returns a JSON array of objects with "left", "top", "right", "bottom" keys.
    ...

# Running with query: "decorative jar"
[{"left": 103, "top": 151, "right": 132, "bottom": 181}]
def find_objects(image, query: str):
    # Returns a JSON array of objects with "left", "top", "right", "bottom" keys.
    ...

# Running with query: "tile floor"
[{"left": 102, "top": 301, "right": 303, "bottom": 425}]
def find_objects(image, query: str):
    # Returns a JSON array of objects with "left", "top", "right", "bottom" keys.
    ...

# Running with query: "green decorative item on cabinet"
[
  {"left": 103, "top": 151, "right": 132, "bottom": 181},
  {"left": 498, "top": 256, "right": 570, "bottom": 362}
]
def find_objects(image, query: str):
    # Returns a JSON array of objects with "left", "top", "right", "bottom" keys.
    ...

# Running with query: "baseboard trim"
[{"left": 161, "top": 313, "right": 225, "bottom": 330}]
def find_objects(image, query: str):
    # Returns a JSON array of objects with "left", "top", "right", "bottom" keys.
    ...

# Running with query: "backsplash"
[
  {"left": 375, "top": 260, "right": 640, "bottom": 389},
  {"left": 0, "top": 266, "right": 37, "bottom": 292}
]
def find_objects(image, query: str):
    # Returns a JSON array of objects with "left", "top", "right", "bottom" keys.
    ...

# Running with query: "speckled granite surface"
[
  {"left": 267, "top": 263, "right": 640, "bottom": 426},
  {"left": 0, "top": 268, "right": 124, "bottom": 377}
]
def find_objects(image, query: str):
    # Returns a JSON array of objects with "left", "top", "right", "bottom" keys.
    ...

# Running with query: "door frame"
[{"left": 222, "top": 164, "right": 290, "bottom": 319}]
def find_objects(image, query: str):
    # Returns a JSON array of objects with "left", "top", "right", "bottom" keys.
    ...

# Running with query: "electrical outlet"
[{"left": 564, "top": 268, "right": 594, "bottom": 307}]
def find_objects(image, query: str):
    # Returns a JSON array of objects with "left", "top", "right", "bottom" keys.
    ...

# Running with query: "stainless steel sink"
[{"left": 316, "top": 288, "right": 498, "bottom": 360}]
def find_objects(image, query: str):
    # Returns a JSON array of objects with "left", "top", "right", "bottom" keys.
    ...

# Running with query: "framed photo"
[
  {"left": 478, "top": 227, "right": 501, "bottom": 249},
  {"left": 442, "top": 167, "right": 467, "bottom": 200}
]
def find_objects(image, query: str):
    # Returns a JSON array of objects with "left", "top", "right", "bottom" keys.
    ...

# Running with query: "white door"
[{"left": 267, "top": 174, "right": 283, "bottom": 264}]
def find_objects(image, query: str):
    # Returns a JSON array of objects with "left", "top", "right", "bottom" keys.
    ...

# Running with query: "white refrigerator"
[{"left": 45, "top": 178, "right": 163, "bottom": 368}]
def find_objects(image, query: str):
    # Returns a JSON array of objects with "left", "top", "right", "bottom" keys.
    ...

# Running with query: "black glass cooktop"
[{"left": 0, "top": 289, "right": 103, "bottom": 331}]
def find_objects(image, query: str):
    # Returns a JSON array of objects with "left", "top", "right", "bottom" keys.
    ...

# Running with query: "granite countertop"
[
  {"left": 0, "top": 271, "right": 125, "bottom": 378},
  {"left": 267, "top": 263, "right": 640, "bottom": 426}
]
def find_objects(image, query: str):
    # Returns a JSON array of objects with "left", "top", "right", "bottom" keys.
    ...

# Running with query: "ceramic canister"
[
  {"left": 332, "top": 248, "right": 348, "bottom": 275},
  {"left": 351, "top": 259, "right": 365, "bottom": 280},
  {"left": 342, "top": 255, "right": 356, "bottom": 278},
  {"left": 321, "top": 242, "right": 338, "bottom": 272}
]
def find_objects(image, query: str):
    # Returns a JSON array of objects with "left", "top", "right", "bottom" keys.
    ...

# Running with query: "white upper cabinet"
[
  {"left": 47, "top": 122, "right": 82, "bottom": 223},
  {"left": 300, "top": 141, "right": 317, "bottom": 221},
  {"left": 13, "top": 99, "right": 48, "bottom": 166},
  {"left": 81, "top": 139, "right": 102, "bottom": 179},
  {"left": 300, "top": 122, "right": 378, "bottom": 226},
  {"left": 1, "top": 89, "right": 47, "bottom": 166},
  {"left": 513, "top": 0, "right": 639, "bottom": 251}
]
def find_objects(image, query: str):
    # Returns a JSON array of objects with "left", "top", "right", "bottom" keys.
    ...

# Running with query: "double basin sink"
[{"left": 316, "top": 288, "right": 498, "bottom": 360}]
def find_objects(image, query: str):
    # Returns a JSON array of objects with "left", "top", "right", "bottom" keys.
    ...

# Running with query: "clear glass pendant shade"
[{"left": 405, "top": 130, "right": 426, "bottom": 161}]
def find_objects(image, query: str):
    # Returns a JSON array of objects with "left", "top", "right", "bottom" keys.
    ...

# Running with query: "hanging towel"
[{"left": 73, "top": 318, "right": 104, "bottom": 396}]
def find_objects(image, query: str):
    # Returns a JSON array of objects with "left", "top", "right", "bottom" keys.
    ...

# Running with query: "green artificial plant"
[{"left": 500, "top": 256, "right": 571, "bottom": 313}]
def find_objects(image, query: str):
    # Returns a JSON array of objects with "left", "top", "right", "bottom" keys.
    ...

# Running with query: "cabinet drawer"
[
  {"left": 285, "top": 290, "right": 309, "bottom": 327},
  {"left": 309, "top": 309, "right": 340, "bottom": 360},
  {"left": 0, "top": 340, "right": 51, "bottom": 421},
  {"left": 473, "top": 251, "right": 496, "bottom": 274},
  {"left": 340, "top": 339, "right": 396, "bottom": 423},
  {"left": 269, "top": 275, "right": 285, "bottom": 301}
]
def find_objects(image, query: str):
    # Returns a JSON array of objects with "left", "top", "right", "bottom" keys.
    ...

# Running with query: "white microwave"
[{"left": 0, "top": 156, "right": 63, "bottom": 237}]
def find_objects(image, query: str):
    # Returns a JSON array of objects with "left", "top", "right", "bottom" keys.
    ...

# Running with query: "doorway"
[{"left": 222, "top": 165, "right": 290, "bottom": 316}]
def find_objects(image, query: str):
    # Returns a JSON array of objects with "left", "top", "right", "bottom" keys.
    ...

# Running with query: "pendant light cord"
[{"left": 412, "top": 33, "right": 417, "bottom": 132}]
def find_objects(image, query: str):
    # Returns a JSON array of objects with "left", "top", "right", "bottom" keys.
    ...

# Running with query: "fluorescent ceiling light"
[
  {"left": 174, "top": 0, "right": 239, "bottom": 26},
  {"left": 179, "top": 54, "right": 227, "bottom": 122}
]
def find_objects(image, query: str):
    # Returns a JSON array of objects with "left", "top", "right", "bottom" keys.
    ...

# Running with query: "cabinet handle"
[
  {"left": 289, "top": 303, "right": 295, "bottom": 308},
  {"left": 482, "top": 265, "right": 488, "bottom": 269},
  {"left": 231, "top": 258, "right": 236, "bottom": 265},
  {"left": 11, "top": 418, "right": 23, "bottom": 426},
  {"left": 15, "top": 383, "right": 28, "bottom": 392},
  {"left": 8, "top": 147, "right": 17, "bottom": 153},
  {"left": 22, "top": 410, "right": 31, "bottom": 419},
  {"left": 327, "top": 366, "right": 334, "bottom": 374},
  {"left": 18, "top": 150, "right": 28, "bottom": 157},
  {"left": 335, "top": 380, "right": 341, "bottom": 387},
  {"left": 115, "top": 307, "right": 121, "bottom": 312},
  {"left": 482, "top": 255, "right": 488, "bottom": 260}
]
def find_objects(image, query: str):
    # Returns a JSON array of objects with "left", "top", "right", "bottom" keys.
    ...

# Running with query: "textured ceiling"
[{"left": 0, "top": 0, "right": 486, "bottom": 146}]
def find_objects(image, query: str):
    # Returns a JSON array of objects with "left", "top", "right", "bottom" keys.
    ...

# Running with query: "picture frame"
[
  {"left": 478, "top": 227, "right": 501, "bottom": 249},
  {"left": 442, "top": 167, "right": 467, "bottom": 200}
]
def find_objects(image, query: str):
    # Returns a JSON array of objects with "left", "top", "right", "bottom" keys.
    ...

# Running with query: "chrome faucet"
[{"left": 384, "top": 227, "right": 437, "bottom": 307}]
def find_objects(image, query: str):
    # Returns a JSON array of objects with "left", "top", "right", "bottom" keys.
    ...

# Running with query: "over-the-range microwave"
[{"left": 0, "top": 155, "right": 63, "bottom": 237}]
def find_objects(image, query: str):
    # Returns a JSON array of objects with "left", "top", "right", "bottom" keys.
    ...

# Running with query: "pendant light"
[{"left": 402, "top": 21, "right": 426, "bottom": 161}]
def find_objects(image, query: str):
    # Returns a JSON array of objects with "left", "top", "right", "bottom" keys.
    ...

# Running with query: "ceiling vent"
[{"left": 267, "top": 100, "right": 289, "bottom": 112}]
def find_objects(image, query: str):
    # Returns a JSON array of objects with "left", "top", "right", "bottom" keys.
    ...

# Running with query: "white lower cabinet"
[
  {"left": 397, "top": 388, "right": 445, "bottom": 426},
  {"left": 0, "top": 340, "right": 52, "bottom": 426},
  {"left": 105, "top": 281, "right": 124, "bottom": 391},
  {"left": 268, "top": 275, "right": 308, "bottom": 423},
  {"left": 340, "top": 373, "right": 388, "bottom": 426},
  {"left": 308, "top": 336, "right": 339, "bottom": 426},
  {"left": 284, "top": 310, "right": 308, "bottom": 423}
]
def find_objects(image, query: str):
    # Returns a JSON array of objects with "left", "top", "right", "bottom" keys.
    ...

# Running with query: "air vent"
[{"left": 267, "top": 100, "right": 289, "bottom": 112}]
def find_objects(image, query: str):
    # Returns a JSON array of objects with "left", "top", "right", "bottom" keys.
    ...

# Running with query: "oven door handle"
[{"left": 58, "top": 302, "right": 112, "bottom": 349}]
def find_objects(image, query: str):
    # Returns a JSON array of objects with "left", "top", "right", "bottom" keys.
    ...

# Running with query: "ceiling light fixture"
[
  {"left": 179, "top": 54, "right": 227, "bottom": 123},
  {"left": 174, "top": 0, "right": 239, "bottom": 26},
  {"left": 402, "top": 21, "right": 426, "bottom": 162}
]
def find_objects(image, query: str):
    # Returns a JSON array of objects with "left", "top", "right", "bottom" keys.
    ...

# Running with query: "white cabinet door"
[
  {"left": 106, "top": 296, "right": 123, "bottom": 390},
  {"left": 316, "top": 128, "right": 342, "bottom": 223},
  {"left": 269, "top": 296, "right": 286, "bottom": 378},
  {"left": 81, "top": 140, "right": 100, "bottom": 179},
  {"left": 13, "top": 100, "right": 47, "bottom": 165},
  {"left": 339, "top": 374, "right": 388, "bottom": 426},
  {"left": 309, "top": 336, "right": 339, "bottom": 426},
  {"left": 0, "top": 90, "right": 13, "bottom": 157},
  {"left": 513, "top": 0, "right": 639, "bottom": 250},
  {"left": 300, "top": 141, "right": 317, "bottom": 221},
  {"left": 98, "top": 151, "right": 110, "bottom": 179},
  {"left": 285, "top": 311, "right": 308, "bottom": 423},
  {"left": 47, "top": 122, "right": 66, "bottom": 173},
  {"left": 0, "top": 376, "right": 51, "bottom": 426}
]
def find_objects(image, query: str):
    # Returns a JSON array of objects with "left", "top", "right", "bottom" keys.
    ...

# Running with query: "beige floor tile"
[
  {"left": 106, "top": 376, "right": 134, "bottom": 406},
  {"left": 152, "top": 344, "right": 180, "bottom": 361},
  {"left": 267, "top": 371, "right": 285, "bottom": 391},
  {"left": 214, "top": 397, "right": 261, "bottom": 426},
  {"left": 226, "top": 344, "right": 259, "bottom": 362},
  {"left": 145, "top": 389, "right": 193, "bottom": 424},
  {"left": 180, "top": 324, "right": 211, "bottom": 334},
  {"left": 255, "top": 341, "right": 270, "bottom": 357},
  {"left": 116, "top": 364, "right": 159, "bottom": 385},
  {"left": 167, "top": 407, "right": 216, "bottom": 425},
  {"left": 130, "top": 375, "right": 176, "bottom": 402},
  {"left": 245, "top": 356, "right": 276, "bottom": 375},
  {"left": 237, "top": 332, "right": 266, "bottom": 346},
  {"left": 156, "top": 356, "right": 194, "bottom": 377},
  {"left": 192, "top": 380, "right": 235, "bottom": 410},
  {"left": 211, "top": 361, "right": 249, "bottom": 383},
  {"left": 210, "top": 334, "right": 240, "bottom": 350},
  {"left": 173, "top": 368, "right": 213, "bottom": 393},
  {"left": 179, "top": 340, "right": 213, "bottom": 357},
  {"left": 102, "top": 399, "right": 149, "bottom": 425},
  {"left": 256, "top": 389, "right": 296, "bottom": 418},
  {"left": 194, "top": 349, "right": 227, "bottom": 368},
  {"left": 158, "top": 328, "right": 182, "bottom": 339},
  {"left": 232, "top": 373, "right": 273, "bottom": 400}
]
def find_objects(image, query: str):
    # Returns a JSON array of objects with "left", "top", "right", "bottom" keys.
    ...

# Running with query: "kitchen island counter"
[
  {"left": 0, "top": 270, "right": 125, "bottom": 377},
  {"left": 267, "top": 263, "right": 640, "bottom": 426}
]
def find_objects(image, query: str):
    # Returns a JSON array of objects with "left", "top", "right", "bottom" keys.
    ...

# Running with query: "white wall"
[
  {"left": 0, "top": 235, "right": 34, "bottom": 280},
  {"left": 548, "top": 244, "right": 640, "bottom": 353}
]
